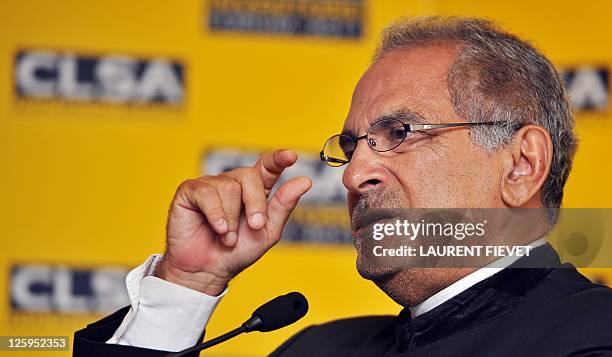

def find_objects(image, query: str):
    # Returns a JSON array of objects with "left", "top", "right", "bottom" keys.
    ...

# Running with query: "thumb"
[{"left": 266, "top": 176, "right": 312, "bottom": 240}]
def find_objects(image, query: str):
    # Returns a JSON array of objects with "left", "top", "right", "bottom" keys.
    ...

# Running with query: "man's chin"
[{"left": 355, "top": 255, "right": 400, "bottom": 282}]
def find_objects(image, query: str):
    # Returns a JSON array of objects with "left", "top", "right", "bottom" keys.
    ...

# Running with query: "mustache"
[{"left": 350, "top": 189, "right": 408, "bottom": 231}]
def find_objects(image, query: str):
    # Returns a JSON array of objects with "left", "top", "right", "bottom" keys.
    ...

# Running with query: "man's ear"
[{"left": 501, "top": 125, "right": 553, "bottom": 207}]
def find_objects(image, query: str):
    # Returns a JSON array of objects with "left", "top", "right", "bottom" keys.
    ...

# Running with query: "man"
[{"left": 74, "top": 17, "right": 612, "bottom": 356}]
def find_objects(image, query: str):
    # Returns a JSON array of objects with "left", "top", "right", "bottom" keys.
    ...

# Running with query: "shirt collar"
[{"left": 409, "top": 238, "right": 547, "bottom": 317}]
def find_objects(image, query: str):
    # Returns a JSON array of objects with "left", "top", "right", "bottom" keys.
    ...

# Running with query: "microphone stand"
[
  {"left": 165, "top": 316, "right": 263, "bottom": 357},
  {"left": 163, "top": 291, "right": 307, "bottom": 356}
]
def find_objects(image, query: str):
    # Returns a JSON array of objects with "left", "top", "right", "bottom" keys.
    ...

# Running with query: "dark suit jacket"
[{"left": 74, "top": 244, "right": 612, "bottom": 356}]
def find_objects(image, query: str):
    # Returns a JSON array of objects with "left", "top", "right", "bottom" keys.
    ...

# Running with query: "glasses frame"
[{"left": 320, "top": 120, "right": 503, "bottom": 166}]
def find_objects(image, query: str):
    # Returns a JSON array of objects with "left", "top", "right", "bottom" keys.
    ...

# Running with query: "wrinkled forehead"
[{"left": 343, "top": 44, "right": 461, "bottom": 136}]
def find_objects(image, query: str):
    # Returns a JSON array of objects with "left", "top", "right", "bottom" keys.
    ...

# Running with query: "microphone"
[{"left": 166, "top": 292, "right": 308, "bottom": 357}]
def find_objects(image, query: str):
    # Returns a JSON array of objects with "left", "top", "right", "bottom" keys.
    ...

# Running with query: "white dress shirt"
[
  {"left": 107, "top": 238, "right": 546, "bottom": 351},
  {"left": 106, "top": 254, "right": 226, "bottom": 352}
]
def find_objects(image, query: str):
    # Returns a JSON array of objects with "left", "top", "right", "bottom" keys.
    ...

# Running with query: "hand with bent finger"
[{"left": 155, "top": 149, "right": 312, "bottom": 296}]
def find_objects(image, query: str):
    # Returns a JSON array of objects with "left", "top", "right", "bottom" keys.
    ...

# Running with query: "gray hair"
[{"left": 375, "top": 16, "right": 577, "bottom": 224}]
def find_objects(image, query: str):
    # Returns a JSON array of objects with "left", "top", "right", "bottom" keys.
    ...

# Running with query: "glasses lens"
[
  {"left": 367, "top": 119, "right": 406, "bottom": 152},
  {"left": 322, "top": 134, "right": 355, "bottom": 167}
]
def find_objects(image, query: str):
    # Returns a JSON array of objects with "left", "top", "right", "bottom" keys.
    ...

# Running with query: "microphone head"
[{"left": 250, "top": 292, "right": 309, "bottom": 332}]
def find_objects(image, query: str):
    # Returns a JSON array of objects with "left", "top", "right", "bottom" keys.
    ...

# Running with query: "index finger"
[{"left": 254, "top": 149, "right": 298, "bottom": 191}]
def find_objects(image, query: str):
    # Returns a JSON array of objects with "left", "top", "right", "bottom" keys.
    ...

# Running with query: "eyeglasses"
[{"left": 320, "top": 119, "right": 502, "bottom": 167}]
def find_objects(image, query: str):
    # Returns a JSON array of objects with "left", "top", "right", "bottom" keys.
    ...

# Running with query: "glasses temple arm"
[{"left": 406, "top": 121, "right": 501, "bottom": 131}]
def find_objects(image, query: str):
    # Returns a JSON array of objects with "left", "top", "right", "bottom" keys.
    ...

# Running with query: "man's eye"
[
  {"left": 390, "top": 128, "right": 405, "bottom": 140},
  {"left": 340, "top": 143, "right": 355, "bottom": 157}
]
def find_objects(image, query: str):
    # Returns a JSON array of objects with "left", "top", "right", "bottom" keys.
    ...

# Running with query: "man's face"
[{"left": 343, "top": 44, "right": 507, "bottom": 279}]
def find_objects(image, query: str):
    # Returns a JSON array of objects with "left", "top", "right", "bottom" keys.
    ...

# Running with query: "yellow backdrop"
[{"left": 2, "top": 1, "right": 612, "bottom": 356}]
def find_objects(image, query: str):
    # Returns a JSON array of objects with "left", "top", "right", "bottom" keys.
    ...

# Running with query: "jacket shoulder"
[{"left": 491, "top": 269, "right": 612, "bottom": 356}]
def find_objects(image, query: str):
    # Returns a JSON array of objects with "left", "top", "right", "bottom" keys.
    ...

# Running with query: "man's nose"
[{"left": 342, "top": 140, "right": 386, "bottom": 194}]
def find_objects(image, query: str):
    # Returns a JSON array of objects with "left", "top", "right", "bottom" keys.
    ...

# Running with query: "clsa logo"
[
  {"left": 561, "top": 67, "right": 609, "bottom": 111},
  {"left": 10, "top": 264, "right": 129, "bottom": 313},
  {"left": 14, "top": 50, "right": 184, "bottom": 105}
]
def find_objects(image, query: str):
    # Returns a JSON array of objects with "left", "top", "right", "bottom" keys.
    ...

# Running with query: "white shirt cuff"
[{"left": 106, "top": 254, "right": 227, "bottom": 352}]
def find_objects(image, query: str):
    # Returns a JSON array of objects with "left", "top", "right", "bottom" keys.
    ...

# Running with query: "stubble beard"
[
  {"left": 351, "top": 188, "right": 407, "bottom": 281},
  {"left": 350, "top": 190, "right": 480, "bottom": 307}
]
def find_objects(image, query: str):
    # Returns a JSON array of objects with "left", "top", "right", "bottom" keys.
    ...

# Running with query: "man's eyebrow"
[
  {"left": 341, "top": 108, "right": 427, "bottom": 137},
  {"left": 374, "top": 108, "right": 427, "bottom": 125},
  {"left": 341, "top": 127, "right": 358, "bottom": 137}
]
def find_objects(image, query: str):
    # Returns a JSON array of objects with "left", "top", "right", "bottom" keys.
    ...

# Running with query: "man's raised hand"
[{"left": 156, "top": 150, "right": 312, "bottom": 295}]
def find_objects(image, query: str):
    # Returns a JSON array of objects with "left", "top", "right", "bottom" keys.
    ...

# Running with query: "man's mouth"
[{"left": 352, "top": 209, "right": 398, "bottom": 235}]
